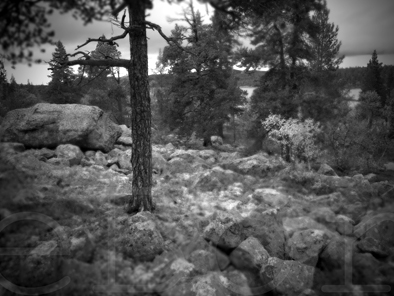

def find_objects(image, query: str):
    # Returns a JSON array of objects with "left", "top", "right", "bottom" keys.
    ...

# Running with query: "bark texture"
[{"left": 126, "top": 1, "right": 153, "bottom": 213}]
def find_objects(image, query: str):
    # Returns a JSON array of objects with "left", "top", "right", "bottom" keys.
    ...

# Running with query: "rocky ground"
[
  {"left": 0, "top": 104, "right": 393, "bottom": 296},
  {"left": 0, "top": 139, "right": 393, "bottom": 296}
]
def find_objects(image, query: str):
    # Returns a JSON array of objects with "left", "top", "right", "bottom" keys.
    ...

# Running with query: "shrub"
[
  {"left": 324, "top": 116, "right": 390, "bottom": 172},
  {"left": 262, "top": 114, "right": 322, "bottom": 166}
]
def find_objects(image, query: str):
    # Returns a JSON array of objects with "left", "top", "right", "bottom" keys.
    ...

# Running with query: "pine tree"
[
  {"left": 157, "top": 5, "right": 245, "bottom": 145},
  {"left": 48, "top": 41, "right": 74, "bottom": 85},
  {"left": 310, "top": 4, "right": 344, "bottom": 71},
  {"left": 362, "top": 50, "right": 386, "bottom": 106},
  {"left": 46, "top": 41, "right": 80, "bottom": 104}
]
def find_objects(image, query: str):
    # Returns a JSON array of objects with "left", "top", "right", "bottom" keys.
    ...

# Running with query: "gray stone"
[
  {"left": 354, "top": 212, "right": 394, "bottom": 252},
  {"left": 116, "top": 136, "right": 132, "bottom": 146},
  {"left": 119, "top": 124, "right": 131, "bottom": 137},
  {"left": 335, "top": 214, "right": 354, "bottom": 236},
  {"left": 229, "top": 236, "right": 270, "bottom": 271},
  {"left": 318, "top": 163, "right": 337, "bottom": 176},
  {"left": 287, "top": 229, "right": 329, "bottom": 266},
  {"left": 0, "top": 142, "right": 25, "bottom": 154},
  {"left": 55, "top": 144, "right": 84, "bottom": 166},
  {"left": 211, "top": 135, "right": 223, "bottom": 145},
  {"left": 260, "top": 257, "right": 316, "bottom": 296},
  {"left": 0, "top": 103, "right": 122, "bottom": 152},
  {"left": 94, "top": 150, "right": 107, "bottom": 166},
  {"left": 203, "top": 212, "right": 244, "bottom": 249},
  {"left": 252, "top": 188, "right": 289, "bottom": 208},
  {"left": 118, "top": 149, "right": 132, "bottom": 170},
  {"left": 124, "top": 220, "right": 164, "bottom": 261}
]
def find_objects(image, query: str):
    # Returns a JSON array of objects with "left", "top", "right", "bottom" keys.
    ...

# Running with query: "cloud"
[{"left": 327, "top": 0, "right": 394, "bottom": 57}]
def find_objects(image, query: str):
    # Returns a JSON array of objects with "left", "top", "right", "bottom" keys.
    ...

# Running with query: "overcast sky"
[{"left": 4, "top": 0, "right": 394, "bottom": 85}]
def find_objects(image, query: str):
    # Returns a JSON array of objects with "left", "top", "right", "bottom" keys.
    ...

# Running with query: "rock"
[
  {"left": 229, "top": 236, "right": 270, "bottom": 271},
  {"left": 242, "top": 210, "right": 286, "bottom": 259},
  {"left": 384, "top": 162, "right": 394, "bottom": 171},
  {"left": 309, "top": 207, "right": 336, "bottom": 229},
  {"left": 203, "top": 212, "right": 244, "bottom": 250},
  {"left": 119, "top": 124, "right": 131, "bottom": 137},
  {"left": 189, "top": 250, "right": 218, "bottom": 273},
  {"left": 259, "top": 257, "right": 316, "bottom": 296},
  {"left": 318, "top": 163, "right": 337, "bottom": 176},
  {"left": 94, "top": 150, "right": 107, "bottom": 166},
  {"left": 198, "top": 149, "right": 217, "bottom": 160},
  {"left": 287, "top": 229, "right": 329, "bottom": 266},
  {"left": 319, "top": 236, "right": 357, "bottom": 269},
  {"left": 169, "top": 150, "right": 201, "bottom": 163},
  {"left": 192, "top": 167, "right": 238, "bottom": 192},
  {"left": 34, "top": 147, "right": 56, "bottom": 160},
  {"left": 0, "top": 103, "right": 122, "bottom": 152},
  {"left": 364, "top": 173, "right": 378, "bottom": 182},
  {"left": 60, "top": 259, "right": 101, "bottom": 295},
  {"left": 357, "top": 236, "right": 389, "bottom": 257},
  {"left": 221, "top": 269, "right": 254, "bottom": 296},
  {"left": 55, "top": 144, "right": 84, "bottom": 166},
  {"left": 84, "top": 150, "right": 96, "bottom": 159},
  {"left": 168, "top": 157, "right": 194, "bottom": 174},
  {"left": 212, "top": 247, "right": 230, "bottom": 271},
  {"left": 123, "top": 220, "right": 164, "bottom": 261},
  {"left": 0, "top": 142, "right": 25, "bottom": 155},
  {"left": 193, "top": 171, "right": 224, "bottom": 192},
  {"left": 211, "top": 135, "right": 223, "bottom": 145},
  {"left": 116, "top": 136, "right": 133, "bottom": 146},
  {"left": 252, "top": 188, "right": 289, "bottom": 208},
  {"left": 283, "top": 216, "right": 336, "bottom": 239},
  {"left": 46, "top": 157, "right": 70, "bottom": 166},
  {"left": 118, "top": 149, "right": 132, "bottom": 170},
  {"left": 152, "top": 151, "right": 168, "bottom": 175},
  {"left": 353, "top": 212, "right": 394, "bottom": 253},
  {"left": 319, "top": 175, "right": 353, "bottom": 188},
  {"left": 221, "top": 153, "right": 285, "bottom": 176},
  {"left": 160, "top": 271, "right": 236, "bottom": 296},
  {"left": 24, "top": 240, "right": 63, "bottom": 286},
  {"left": 80, "top": 158, "right": 95, "bottom": 167},
  {"left": 165, "top": 142, "right": 175, "bottom": 150},
  {"left": 69, "top": 227, "right": 95, "bottom": 263},
  {"left": 335, "top": 214, "right": 354, "bottom": 236}
]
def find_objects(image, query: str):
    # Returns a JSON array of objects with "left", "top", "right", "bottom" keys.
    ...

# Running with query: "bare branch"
[
  {"left": 145, "top": 20, "right": 197, "bottom": 57},
  {"left": 67, "top": 51, "right": 91, "bottom": 59},
  {"left": 75, "top": 31, "right": 128, "bottom": 51},
  {"left": 66, "top": 58, "right": 130, "bottom": 68}
]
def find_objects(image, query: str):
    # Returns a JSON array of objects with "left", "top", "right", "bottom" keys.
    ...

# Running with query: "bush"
[
  {"left": 324, "top": 116, "right": 390, "bottom": 172},
  {"left": 262, "top": 114, "right": 322, "bottom": 166}
]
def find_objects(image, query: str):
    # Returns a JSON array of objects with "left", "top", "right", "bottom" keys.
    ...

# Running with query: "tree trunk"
[
  {"left": 217, "top": 121, "right": 224, "bottom": 139},
  {"left": 126, "top": 2, "right": 153, "bottom": 213},
  {"left": 116, "top": 96, "right": 125, "bottom": 125}
]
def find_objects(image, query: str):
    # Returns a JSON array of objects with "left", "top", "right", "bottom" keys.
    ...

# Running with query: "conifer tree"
[
  {"left": 48, "top": 41, "right": 74, "bottom": 85},
  {"left": 362, "top": 50, "right": 386, "bottom": 106},
  {"left": 310, "top": 4, "right": 344, "bottom": 71},
  {"left": 46, "top": 41, "right": 80, "bottom": 104}
]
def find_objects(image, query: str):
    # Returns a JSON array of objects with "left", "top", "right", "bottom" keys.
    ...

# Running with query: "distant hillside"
[{"left": 121, "top": 69, "right": 266, "bottom": 88}]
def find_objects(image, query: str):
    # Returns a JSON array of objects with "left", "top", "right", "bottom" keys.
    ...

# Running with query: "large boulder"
[{"left": 0, "top": 103, "right": 122, "bottom": 152}]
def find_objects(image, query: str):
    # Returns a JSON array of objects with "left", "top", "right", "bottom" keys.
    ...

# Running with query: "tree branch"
[
  {"left": 145, "top": 20, "right": 197, "bottom": 57},
  {"left": 75, "top": 31, "right": 128, "bottom": 51},
  {"left": 66, "top": 58, "right": 130, "bottom": 68}
]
